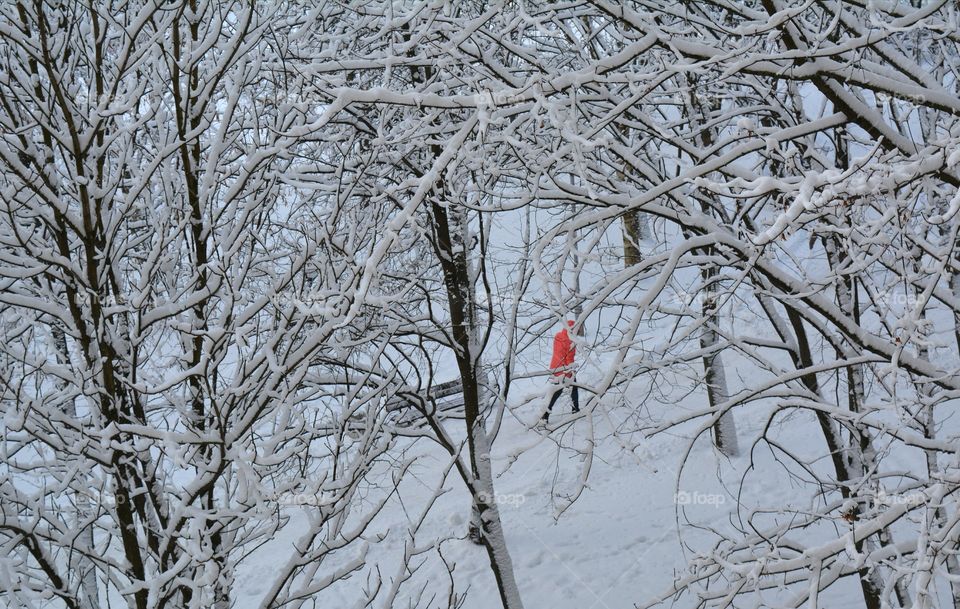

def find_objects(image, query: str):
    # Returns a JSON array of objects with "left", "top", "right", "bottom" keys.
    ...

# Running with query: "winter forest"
[{"left": 3, "top": 1, "right": 960, "bottom": 608}]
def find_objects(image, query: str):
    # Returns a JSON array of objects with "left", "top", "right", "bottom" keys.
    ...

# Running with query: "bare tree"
[
  {"left": 0, "top": 2, "right": 407, "bottom": 607},
  {"left": 4, "top": 1, "right": 960, "bottom": 608}
]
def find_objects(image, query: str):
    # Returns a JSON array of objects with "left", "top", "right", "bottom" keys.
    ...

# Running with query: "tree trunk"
[
  {"left": 53, "top": 325, "right": 100, "bottom": 609},
  {"left": 429, "top": 193, "right": 525, "bottom": 609},
  {"left": 686, "top": 73, "right": 738, "bottom": 456},
  {"left": 622, "top": 211, "right": 643, "bottom": 267},
  {"left": 700, "top": 267, "right": 738, "bottom": 456},
  {"left": 778, "top": 299, "right": 885, "bottom": 609}
]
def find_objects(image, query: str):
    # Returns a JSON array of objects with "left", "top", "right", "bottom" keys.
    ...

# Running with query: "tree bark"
[{"left": 428, "top": 193, "right": 525, "bottom": 609}]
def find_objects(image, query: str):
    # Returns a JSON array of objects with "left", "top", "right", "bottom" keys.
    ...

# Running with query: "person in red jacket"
[{"left": 543, "top": 319, "right": 580, "bottom": 422}]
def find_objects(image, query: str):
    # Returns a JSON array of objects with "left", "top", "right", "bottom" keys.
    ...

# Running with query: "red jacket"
[{"left": 550, "top": 323, "right": 576, "bottom": 377}]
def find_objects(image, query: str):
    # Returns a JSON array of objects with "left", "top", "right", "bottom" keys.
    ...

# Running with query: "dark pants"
[{"left": 544, "top": 384, "right": 579, "bottom": 420}]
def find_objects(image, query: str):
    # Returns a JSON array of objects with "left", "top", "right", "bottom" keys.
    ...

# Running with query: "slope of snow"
[{"left": 232, "top": 368, "right": 874, "bottom": 609}]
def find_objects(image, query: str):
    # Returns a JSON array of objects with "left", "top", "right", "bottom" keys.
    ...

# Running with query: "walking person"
[{"left": 542, "top": 319, "right": 580, "bottom": 423}]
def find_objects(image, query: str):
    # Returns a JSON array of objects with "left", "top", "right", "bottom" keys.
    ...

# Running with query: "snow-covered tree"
[
  {"left": 0, "top": 2, "right": 407, "bottom": 607},
  {"left": 4, "top": 1, "right": 960, "bottom": 608}
]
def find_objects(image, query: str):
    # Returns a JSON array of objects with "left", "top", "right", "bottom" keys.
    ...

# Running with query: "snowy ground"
[
  {"left": 230, "top": 218, "right": 942, "bottom": 609},
  {"left": 234, "top": 398, "right": 680, "bottom": 607},
  {"left": 233, "top": 372, "right": 873, "bottom": 609}
]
